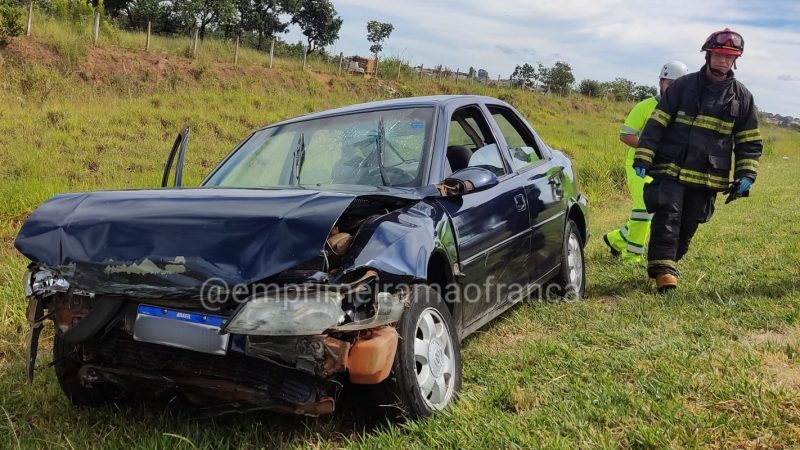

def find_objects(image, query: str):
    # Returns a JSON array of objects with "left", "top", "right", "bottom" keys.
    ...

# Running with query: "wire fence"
[{"left": 13, "top": 3, "right": 526, "bottom": 87}]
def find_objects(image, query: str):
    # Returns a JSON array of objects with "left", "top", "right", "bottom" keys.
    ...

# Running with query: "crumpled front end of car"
[{"left": 17, "top": 188, "right": 443, "bottom": 417}]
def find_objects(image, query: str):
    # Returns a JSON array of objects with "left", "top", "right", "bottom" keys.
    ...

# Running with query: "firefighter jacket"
[{"left": 632, "top": 66, "right": 762, "bottom": 192}]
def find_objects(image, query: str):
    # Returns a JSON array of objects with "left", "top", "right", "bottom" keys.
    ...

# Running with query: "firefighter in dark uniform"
[{"left": 632, "top": 28, "right": 762, "bottom": 292}]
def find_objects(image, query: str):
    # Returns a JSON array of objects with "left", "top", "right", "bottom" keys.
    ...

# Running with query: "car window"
[
  {"left": 206, "top": 107, "right": 434, "bottom": 188},
  {"left": 489, "top": 106, "right": 543, "bottom": 171},
  {"left": 445, "top": 106, "right": 507, "bottom": 177}
]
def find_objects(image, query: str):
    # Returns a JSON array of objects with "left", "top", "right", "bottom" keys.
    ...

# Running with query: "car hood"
[{"left": 15, "top": 188, "right": 364, "bottom": 298}]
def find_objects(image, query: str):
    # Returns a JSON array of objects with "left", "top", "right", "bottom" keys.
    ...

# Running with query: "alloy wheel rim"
[
  {"left": 567, "top": 233, "right": 583, "bottom": 293},
  {"left": 413, "top": 307, "right": 455, "bottom": 409}
]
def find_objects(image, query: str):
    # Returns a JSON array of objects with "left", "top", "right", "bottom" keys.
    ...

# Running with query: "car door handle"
[{"left": 514, "top": 193, "right": 526, "bottom": 212}]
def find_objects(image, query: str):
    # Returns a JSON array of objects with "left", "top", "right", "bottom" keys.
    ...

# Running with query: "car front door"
[
  {"left": 487, "top": 105, "right": 567, "bottom": 286},
  {"left": 436, "top": 105, "right": 531, "bottom": 329}
]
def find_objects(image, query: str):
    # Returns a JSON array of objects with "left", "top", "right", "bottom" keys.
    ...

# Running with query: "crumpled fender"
[{"left": 340, "top": 201, "right": 444, "bottom": 282}]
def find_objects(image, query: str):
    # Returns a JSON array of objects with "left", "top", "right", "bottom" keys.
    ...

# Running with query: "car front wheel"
[
  {"left": 370, "top": 284, "right": 462, "bottom": 419},
  {"left": 555, "top": 219, "right": 586, "bottom": 300}
]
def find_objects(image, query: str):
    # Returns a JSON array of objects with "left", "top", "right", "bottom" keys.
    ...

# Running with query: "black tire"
[
  {"left": 53, "top": 334, "right": 117, "bottom": 406},
  {"left": 554, "top": 219, "right": 586, "bottom": 301},
  {"left": 369, "top": 285, "right": 462, "bottom": 420}
]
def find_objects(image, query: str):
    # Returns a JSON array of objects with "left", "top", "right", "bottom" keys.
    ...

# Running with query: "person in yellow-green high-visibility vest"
[{"left": 603, "top": 61, "right": 690, "bottom": 263}]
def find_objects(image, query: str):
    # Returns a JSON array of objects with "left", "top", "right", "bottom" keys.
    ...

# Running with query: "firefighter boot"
[{"left": 655, "top": 273, "right": 678, "bottom": 293}]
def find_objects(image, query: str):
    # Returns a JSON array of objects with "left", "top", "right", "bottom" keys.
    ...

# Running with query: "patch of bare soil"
[
  {"left": 78, "top": 46, "right": 313, "bottom": 90},
  {"left": 1, "top": 37, "right": 60, "bottom": 67},
  {"left": 745, "top": 328, "right": 800, "bottom": 389}
]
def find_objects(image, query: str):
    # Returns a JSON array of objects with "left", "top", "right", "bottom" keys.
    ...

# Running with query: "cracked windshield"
[{"left": 206, "top": 107, "right": 434, "bottom": 187}]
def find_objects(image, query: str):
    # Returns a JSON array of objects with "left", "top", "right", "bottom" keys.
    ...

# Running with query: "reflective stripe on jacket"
[{"left": 632, "top": 66, "right": 762, "bottom": 192}]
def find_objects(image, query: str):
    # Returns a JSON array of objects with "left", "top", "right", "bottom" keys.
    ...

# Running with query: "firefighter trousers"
[{"left": 643, "top": 178, "right": 717, "bottom": 278}]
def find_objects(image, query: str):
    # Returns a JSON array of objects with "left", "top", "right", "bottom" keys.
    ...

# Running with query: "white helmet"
[{"left": 660, "top": 60, "right": 689, "bottom": 80}]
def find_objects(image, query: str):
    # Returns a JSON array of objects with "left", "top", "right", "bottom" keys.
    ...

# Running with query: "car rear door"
[
  {"left": 435, "top": 104, "right": 531, "bottom": 328},
  {"left": 486, "top": 104, "right": 567, "bottom": 286}
]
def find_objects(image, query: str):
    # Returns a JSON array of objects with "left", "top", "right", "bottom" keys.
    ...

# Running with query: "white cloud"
[{"left": 290, "top": 0, "right": 800, "bottom": 116}]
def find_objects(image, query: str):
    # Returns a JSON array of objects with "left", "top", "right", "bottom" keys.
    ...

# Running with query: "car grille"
[{"left": 91, "top": 331, "right": 318, "bottom": 404}]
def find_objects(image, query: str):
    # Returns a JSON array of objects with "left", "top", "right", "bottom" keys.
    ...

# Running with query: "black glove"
[{"left": 724, "top": 178, "right": 752, "bottom": 204}]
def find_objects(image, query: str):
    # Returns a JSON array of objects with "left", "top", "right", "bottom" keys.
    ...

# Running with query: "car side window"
[
  {"left": 445, "top": 106, "right": 507, "bottom": 178},
  {"left": 489, "top": 106, "right": 543, "bottom": 171}
]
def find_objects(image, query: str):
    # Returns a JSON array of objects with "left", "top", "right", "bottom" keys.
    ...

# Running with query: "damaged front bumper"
[{"left": 23, "top": 267, "right": 408, "bottom": 416}]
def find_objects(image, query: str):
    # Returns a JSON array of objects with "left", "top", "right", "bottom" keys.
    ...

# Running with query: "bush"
[
  {"left": 40, "top": 0, "right": 95, "bottom": 22},
  {"left": 0, "top": 0, "right": 24, "bottom": 45}
]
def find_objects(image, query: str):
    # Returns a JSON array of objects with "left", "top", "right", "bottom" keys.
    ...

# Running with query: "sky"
[{"left": 281, "top": 0, "right": 800, "bottom": 118}]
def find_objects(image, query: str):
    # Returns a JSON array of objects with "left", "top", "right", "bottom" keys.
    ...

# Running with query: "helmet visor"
[{"left": 713, "top": 31, "right": 743, "bottom": 50}]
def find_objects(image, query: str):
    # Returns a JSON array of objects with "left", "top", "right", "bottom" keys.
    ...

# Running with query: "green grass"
[{"left": 1, "top": 15, "right": 800, "bottom": 449}]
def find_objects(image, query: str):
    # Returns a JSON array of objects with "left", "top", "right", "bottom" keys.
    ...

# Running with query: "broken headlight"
[
  {"left": 23, "top": 269, "right": 33, "bottom": 297},
  {"left": 223, "top": 291, "right": 346, "bottom": 336},
  {"left": 24, "top": 268, "right": 70, "bottom": 298}
]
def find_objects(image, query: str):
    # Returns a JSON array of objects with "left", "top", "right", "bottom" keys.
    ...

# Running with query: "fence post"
[
  {"left": 302, "top": 46, "right": 307, "bottom": 71},
  {"left": 234, "top": 35, "right": 240, "bottom": 65},
  {"left": 191, "top": 27, "right": 199, "bottom": 58},
  {"left": 338, "top": 52, "right": 343, "bottom": 76},
  {"left": 455, "top": 67, "right": 459, "bottom": 84},
  {"left": 419, "top": 64, "right": 423, "bottom": 80},
  {"left": 269, "top": 40, "right": 274, "bottom": 68},
  {"left": 92, "top": 12, "right": 100, "bottom": 46},
  {"left": 26, "top": 2, "right": 33, "bottom": 36},
  {"left": 145, "top": 21, "right": 151, "bottom": 51},
  {"left": 397, "top": 61, "right": 402, "bottom": 79}
]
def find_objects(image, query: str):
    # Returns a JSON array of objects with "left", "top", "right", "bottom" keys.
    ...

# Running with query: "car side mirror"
[{"left": 438, "top": 167, "right": 499, "bottom": 196}]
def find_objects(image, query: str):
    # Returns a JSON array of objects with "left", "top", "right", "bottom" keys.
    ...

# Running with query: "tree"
[
  {"left": 173, "top": 0, "right": 236, "bottom": 39},
  {"left": 578, "top": 79, "right": 602, "bottom": 97},
  {"left": 118, "top": 0, "right": 171, "bottom": 30},
  {"left": 541, "top": 61, "right": 574, "bottom": 95},
  {"left": 632, "top": 84, "right": 658, "bottom": 101},
  {"left": 239, "top": 0, "right": 297, "bottom": 50},
  {"left": 607, "top": 77, "right": 636, "bottom": 101},
  {"left": 510, "top": 63, "right": 537, "bottom": 89},
  {"left": 291, "top": 0, "right": 341, "bottom": 54},
  {"left": 366, "top": 20, "right": 393, "bottom": 75}
]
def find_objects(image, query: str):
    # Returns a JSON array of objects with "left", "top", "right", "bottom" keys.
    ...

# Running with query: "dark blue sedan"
[{"left": 16, "top": 95, "right": 588, "bottom": 419}]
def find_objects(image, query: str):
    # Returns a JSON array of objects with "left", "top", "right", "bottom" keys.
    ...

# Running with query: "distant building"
[{"left": 347, "top": 56, "right": 375, "bottom": 75}]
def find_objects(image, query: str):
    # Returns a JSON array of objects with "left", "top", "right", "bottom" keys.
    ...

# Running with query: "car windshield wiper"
[
  {"left": 376, "top": 117, "right": 392, "bottom": 186},
  {"left": 291, "top": 132, "right": 306, "bottom": 185}
]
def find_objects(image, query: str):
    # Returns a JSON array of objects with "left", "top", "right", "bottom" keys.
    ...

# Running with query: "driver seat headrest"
[{"left": 446, "top": 145, "right": 473, "bottom": 172}]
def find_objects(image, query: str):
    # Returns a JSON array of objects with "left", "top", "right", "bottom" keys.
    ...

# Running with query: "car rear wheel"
[
  {"left": 370, "top": 285, "right": 462, "bottom": 420},
  {"left": 555, "top": 219, "right": 586, "bottom": 300}
]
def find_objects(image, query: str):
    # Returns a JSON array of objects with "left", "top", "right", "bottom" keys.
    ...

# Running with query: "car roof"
[{"left": 261, "top": 95, "right": 505, "bottom": 129}]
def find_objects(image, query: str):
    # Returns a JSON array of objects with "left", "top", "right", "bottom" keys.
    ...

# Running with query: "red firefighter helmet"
[{"left": 701, "top": 28, "right": 744, "bottom": 56}]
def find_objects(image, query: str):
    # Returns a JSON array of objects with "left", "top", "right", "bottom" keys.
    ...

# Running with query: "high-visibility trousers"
[{"left": 605, "top": 158, "right": 653, "bottom": 261}]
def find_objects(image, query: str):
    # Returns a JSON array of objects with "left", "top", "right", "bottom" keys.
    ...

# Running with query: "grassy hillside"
[{"left": 1, "top": 20, "right": 800, "bottom": 449}]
